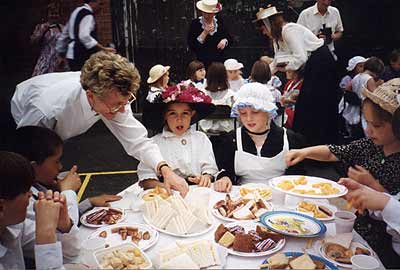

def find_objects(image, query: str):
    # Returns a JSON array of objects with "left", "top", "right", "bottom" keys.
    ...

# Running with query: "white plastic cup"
[
  {"left": 272, "top": 189, "right": 286, "bottom": 206},
  {"left": 351, "top": 254, "right": 380, "bottom": 269},
  {"left": 81, "top": 238, "right": 107, "bottom": 267},
  {"left": 334, "top": 210, "right": 356, "bottom": 234}
]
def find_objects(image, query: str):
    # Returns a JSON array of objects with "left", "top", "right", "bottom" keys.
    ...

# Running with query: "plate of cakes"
[
  {"left": 212, "top": 193, "right": 273, "bottom": 222},
  {"left": 270, "top": 175, "right": 347, "bottom": 199},
  {"left": 214, "top": 221, "right": 286, "bottom": 257}
]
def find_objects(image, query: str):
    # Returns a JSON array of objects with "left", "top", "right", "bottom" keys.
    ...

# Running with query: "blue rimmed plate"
[
  {"left": 261, "top": 252, "right": 338, "bottom": 270},
  {"left": 260, "top": 211, "right": 327, "bottom": 238}
]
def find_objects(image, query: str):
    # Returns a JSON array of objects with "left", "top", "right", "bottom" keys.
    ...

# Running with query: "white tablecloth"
[{"left": 77, "top": 184, "right": 384, "bottom": 269}]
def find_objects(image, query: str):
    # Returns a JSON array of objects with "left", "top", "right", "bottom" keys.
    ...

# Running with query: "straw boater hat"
[
  {"left": 231, "top": 82, "right": 277, "bottom": 118},
  {"left": 196, "top": 0, "right": 222, "bottom": 14},
  {"left": 147, "top": 64, "right": 170, "bottom": 84},
  {"left": 362, "top": 78, "right": 400, "bottom": 114},
  {"left": 252, "top": 5, "right": 283, "bottom": 23},
  {"left": 142, "top": 81, "right": 216, "bottom": 130}
]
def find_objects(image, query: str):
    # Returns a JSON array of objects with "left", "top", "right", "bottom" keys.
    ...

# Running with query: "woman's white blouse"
[
  {"left": 137, "top": 129, "right": 219, "bottom": 181},
  {"left": 271, "top": 23, "right": 324, "bottom": 71}
]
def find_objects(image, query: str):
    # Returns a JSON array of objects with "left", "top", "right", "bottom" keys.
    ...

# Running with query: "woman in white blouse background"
[{"left": 254, "top": 6, "right": 339, "bottom": 146}]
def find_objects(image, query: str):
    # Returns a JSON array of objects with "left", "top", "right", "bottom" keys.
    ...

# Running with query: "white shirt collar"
[
  {"left": 83, "top": 3, "right": 94, "bottom": 12},
  {"left": 80, "top": 89, "right": 98, "bottom": 119},
  {"left": 312, "top": 3, "right": 330, "bottom": 15},
  {"left": 161, "top": 127, "right": 193, "bottom": 138},
  {"left": 0, "top": 224, "right": 22, "bottom": 258}
]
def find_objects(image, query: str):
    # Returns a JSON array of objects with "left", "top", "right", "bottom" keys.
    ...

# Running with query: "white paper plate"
[
  {"left": 80, "top": 207, "right": 126, "bottom": 228},
  {"left": 216, "top": 221, "right": 286, "bottom": 257},
  {"left": 87, "top": 223, "right": 159, "bottom": 251},
  {"left": 296, "top": 200, "right": 337, "bottom": 221},
  {"left": 211, "top": 201, "right": 273, "bottom": 222},
  {"left": 142, "top": 213, "right": 215, "bottom": 238},
  {"left": 318, "top": 241, "right": 375, "bottom": 268},
  {"left": 270, "top": 175, "right": 347, "bottom": 199}
]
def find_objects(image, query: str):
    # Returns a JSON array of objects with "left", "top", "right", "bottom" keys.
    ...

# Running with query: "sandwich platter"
[
  {"left": 260, "top": 211, "right": 327, "bottom": 238},
  {"left": 87, "top": 223, "right": 159, "bottom": 251},
  {"left": 214, "top": 221, "right": 286, "bottom": 257},
  {"left": 80, "top": 207, "right": 126, "bottom": 228},
  {"left": 141, "top": 187, "right": 215, "bottom": 237},
  {"left": 270, "top": 175, "right": 347, "bottom": 199},
  {"left": 260, "top": 252, "right": 338, "bottom": 270}
]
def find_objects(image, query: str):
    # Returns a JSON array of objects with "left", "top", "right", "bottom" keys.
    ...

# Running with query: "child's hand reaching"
[
  {"left": 347, "top": 165, "right": 376, "bottom": 187},
  {"left": 285, "top": 149, "right": 307, "bottom": 167},
  {"left": 89, "top": 194, "right": 122, "bottom": 207},
  {"left": 339, "top": 178, "right": 390, "bottom": 213},
  {"left": 214, "top": 177, "right": 232, "bottom": 193},
  {"left": 187, "top": 174, "right": 212, "bottom": 187}
]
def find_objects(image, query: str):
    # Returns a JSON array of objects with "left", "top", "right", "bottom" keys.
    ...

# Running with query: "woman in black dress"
[
  {"left": 187, "top": 0, "right": 232, "bottom": 68},
  {"left": 253, "top": 6, "right": 339, "bottom": 145}
]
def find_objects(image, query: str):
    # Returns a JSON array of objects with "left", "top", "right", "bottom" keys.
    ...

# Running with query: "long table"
[{"left": 77, "top": 183, "right": 385, "bottom": 269}]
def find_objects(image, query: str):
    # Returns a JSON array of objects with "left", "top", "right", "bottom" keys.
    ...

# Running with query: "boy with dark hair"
[
  {"left": 0, "top": 151, "right": 68, "bottom": 269},
  {"left": 13, "top": 126, "right": 122, "bottom": 221}
]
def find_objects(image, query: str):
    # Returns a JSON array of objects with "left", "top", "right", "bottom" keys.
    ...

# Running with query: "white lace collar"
[{"left": 199, "top": 16, "right": 218, "bottom": 36}]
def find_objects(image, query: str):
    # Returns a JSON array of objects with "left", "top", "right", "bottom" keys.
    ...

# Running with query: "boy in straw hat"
[
  {"left": 286, "top": 79, "right": 400, "bottom": 265},
  {"left": 139, "top": 81, "right": 232, "bottom": 192},
  {"left": 146, "top": 64, "right": 170, "bottom": 103}
]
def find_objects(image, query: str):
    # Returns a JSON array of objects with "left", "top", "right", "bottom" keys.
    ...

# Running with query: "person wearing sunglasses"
[{"left": 11, "top": 51, "right": 189, "bottom": 197}]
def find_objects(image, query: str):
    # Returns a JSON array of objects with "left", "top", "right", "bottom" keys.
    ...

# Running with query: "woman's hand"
[
  {"left": 161, "top": 166, "right": 189, "bottom": 197},
  {"left": 214, "top": 177, "right": 232, "bottom": 193},
  {"left": 347, "top": 165, "right": 376, "bottom": 187},
  {"left": 339, "top": 178, "right": 390, "bottom": 213},
  {"left": 204, "top": 24, "right": 215, "bottom": 34},
  {"left": 285, "top": 149, "right": 307, "bottom": 167},
  {"left": 217, "top": 39, "right": 228, "bottom": 50}
]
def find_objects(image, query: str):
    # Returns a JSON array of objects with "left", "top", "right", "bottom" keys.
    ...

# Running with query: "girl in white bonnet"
[{"left": 213, "top": 82, "right": 305, "bottom": 185}]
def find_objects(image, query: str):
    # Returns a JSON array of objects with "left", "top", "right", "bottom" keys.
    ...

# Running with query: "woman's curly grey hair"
[{"left": 80, "top": 51, "right": 141, "bottom": 97}]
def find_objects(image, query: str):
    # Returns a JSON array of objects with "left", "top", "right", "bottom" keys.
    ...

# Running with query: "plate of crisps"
[
  {"left": 237, "top": 183, "right": 273, "bottom": 201},
  {"left": 296, "top": 200, "right": 337, "bottom": 221},
  {"left": 270, "top": 175, "right": 347, "bottom": 199}
]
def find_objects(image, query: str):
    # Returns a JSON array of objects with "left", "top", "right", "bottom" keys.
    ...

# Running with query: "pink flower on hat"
[
  {"left": 214, "top": 2, "right": 222, "bottom": 12},
  {"left": 162, "top": 82, "right": 211, "bottom": 104}
]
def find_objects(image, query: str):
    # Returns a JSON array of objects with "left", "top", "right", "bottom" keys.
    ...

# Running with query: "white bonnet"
[{"left": 231, "top": 82, "right": 277, "bottom": 117}]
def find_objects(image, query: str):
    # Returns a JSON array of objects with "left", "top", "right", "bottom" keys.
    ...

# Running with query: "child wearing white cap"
[
  {"left": 146, "top": 64, "right": 170, "bottom": 103},
  {"left": 224, "top": 58, "right": 245, "bottom": 92},
  {"left": 213, "top": 82, "right": 305, "bottom": 185}
]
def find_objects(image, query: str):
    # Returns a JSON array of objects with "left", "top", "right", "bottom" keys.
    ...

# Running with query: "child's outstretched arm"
[{"left": 285, "top": 146, "right": 339, "bottom": 167}]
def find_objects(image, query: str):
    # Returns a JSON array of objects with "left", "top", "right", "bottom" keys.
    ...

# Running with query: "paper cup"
[
  {"left": 81, "top": 238, "right": 106, "bottom": 267},
  {"left": 351, "top": 254, "right": 380, "bottom": 269},
  {"left": 335, "top": 211, "right": 356, "bottom": 234}
]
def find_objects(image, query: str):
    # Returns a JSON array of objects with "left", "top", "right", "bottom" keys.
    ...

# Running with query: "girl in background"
[
  {"left": 146, "top": 64, "right": 170, "bottom": 102},
  {"left": 187, "top": 60, "right": 207, "bottom": 90}
]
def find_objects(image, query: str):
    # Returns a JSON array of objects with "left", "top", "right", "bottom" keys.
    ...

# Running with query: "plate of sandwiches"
[
  {"left": 317, "top": 233, "right": 374, "bottom": 268},
  {"left": 214, "top": 221, "right": 286, "bottom": 257},
  {"left": 270, "top": 175, "right": 347, "bottom": 199},
  {"left": 155, "top": 239, "right": 226, "bottom": 269},
  {"left": 88, "top": 223, "right": 159, "bottom": 251},
  {"left": 260, "top": 252, "right": 338, "bottom": 270},
  {"left": 296, "top": 200, "right": 337, "bottom": 221},
  {"left": 212, "top": 193, "right": 273, "bottom": 222},
  {"left": 260, "top": 211, "right": 327, "bottom": 238},
  {"left": 141, "top": 189, "right": 214, "bottom": 237},
  {"left": 80, "top": 207, "right": 126, "bottom": 228}
]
